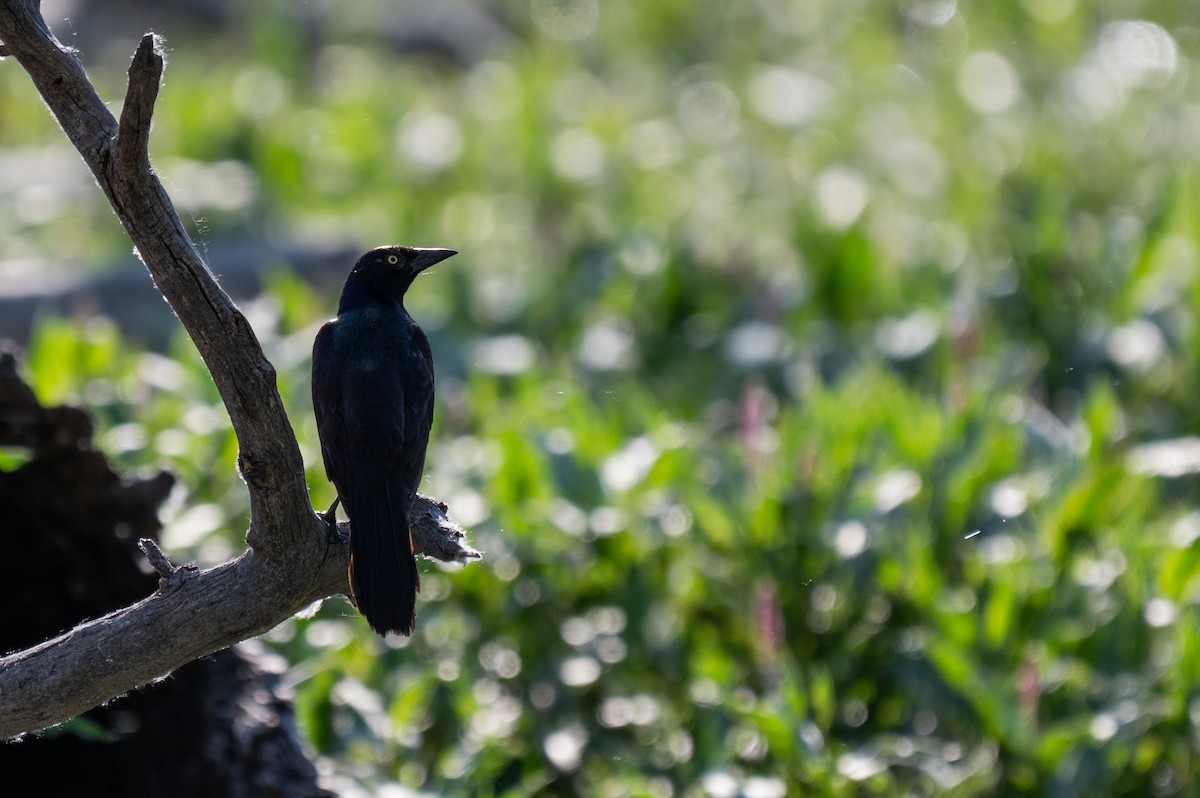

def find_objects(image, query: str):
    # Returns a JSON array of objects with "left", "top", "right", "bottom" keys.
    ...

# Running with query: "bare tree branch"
[
  {"left": 0, "top": 501, "right": 477, "bottom": 738},
  {"left": 0, "top": 0, "right": 479, "bottom": 738},
  {"left": 2, "top": 8, "right": 310, "bottom": 545}
]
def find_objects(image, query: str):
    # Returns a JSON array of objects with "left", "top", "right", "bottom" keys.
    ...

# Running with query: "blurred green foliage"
[{"left": 5, "top": 0, "right": 1200, "bottom": 795}]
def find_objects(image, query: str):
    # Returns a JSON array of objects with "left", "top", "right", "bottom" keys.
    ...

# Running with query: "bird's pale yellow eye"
[{"left": 387, "top": 255, "right": 399, "bottom": 265}]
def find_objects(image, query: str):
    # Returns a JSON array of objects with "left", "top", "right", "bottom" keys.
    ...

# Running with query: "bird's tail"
[{"left": 347, "top": 474, "right": 420, "bottom": 636}]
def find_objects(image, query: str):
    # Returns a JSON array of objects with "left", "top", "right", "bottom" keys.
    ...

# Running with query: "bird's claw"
[
  {"left": 318, "top": 497, "right": 342, "bottom": 568},
  {"left": 320, "top": 497, "right": 342, "bottom": 543}
]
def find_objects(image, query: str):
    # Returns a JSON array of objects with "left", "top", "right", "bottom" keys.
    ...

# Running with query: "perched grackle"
[{"left": 312, "top": 245, "right": 456, "bottom": 636}]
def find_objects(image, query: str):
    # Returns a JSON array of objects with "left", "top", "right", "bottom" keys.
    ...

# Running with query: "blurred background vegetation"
[{"left": 4, "top": 0, "right": 1200, "bottom": 795}]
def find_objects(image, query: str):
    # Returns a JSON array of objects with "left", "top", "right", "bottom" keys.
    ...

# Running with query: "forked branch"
[{"left": 0, "top": 1, "right": 478, "bottom": 739}]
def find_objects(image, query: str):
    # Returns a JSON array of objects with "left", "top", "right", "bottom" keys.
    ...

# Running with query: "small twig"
[
  {"left": 411, "top": 494, "right": 483, "bottom": 563},
  {"left": 137, "top": 538, "right": 199, "bottom": 593},
  {"left": 138, "top": 537, "right": 178, "bottom": 577},
  {"left": 115, "top": 33, "right": 163, "bottom": 173}
]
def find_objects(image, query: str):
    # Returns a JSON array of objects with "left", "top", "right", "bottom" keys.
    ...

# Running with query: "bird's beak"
[{"left": 410, "top": 248, "right": 458, "bottom": 273}]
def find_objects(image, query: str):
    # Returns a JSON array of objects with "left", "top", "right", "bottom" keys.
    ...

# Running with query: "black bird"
[{"left": 312, "top": 245, "right": 456, "bottom": 636}]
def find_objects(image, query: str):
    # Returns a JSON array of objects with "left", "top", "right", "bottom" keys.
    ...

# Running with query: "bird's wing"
[
  {"left": 311, "top": 319, "right": 349, "bottom": 486},
  {"left": 399, "top": 330, "right": 435, "bottom": 500}
]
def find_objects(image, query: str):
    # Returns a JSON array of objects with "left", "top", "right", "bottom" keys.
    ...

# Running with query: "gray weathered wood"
[{"left": 0, "top": 0, "right": 479, "bottom": 738}]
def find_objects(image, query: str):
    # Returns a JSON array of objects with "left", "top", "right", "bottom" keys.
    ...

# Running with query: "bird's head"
[{"left": 347, "top": 245, "right": 457, "bottom": 301}]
